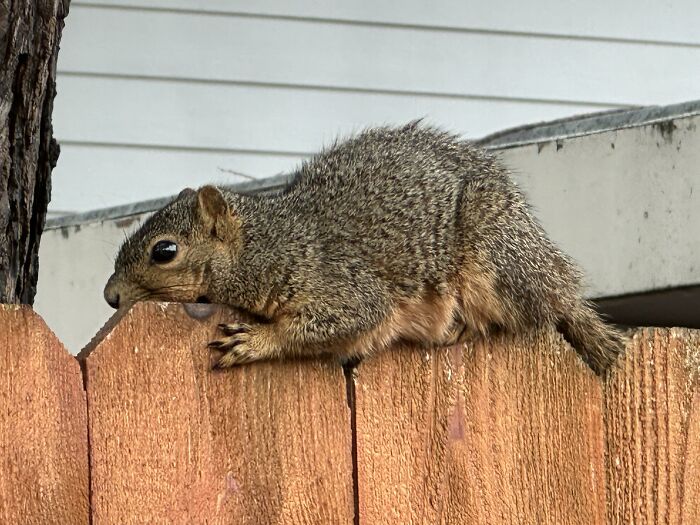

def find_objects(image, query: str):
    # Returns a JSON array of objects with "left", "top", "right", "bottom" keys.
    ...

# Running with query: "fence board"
[
  {"left": 0, "top": 305, "right": 88, "bottom": 525},
  {"left": 3, "top": 301, "right": 697, "bottom": 524},
  {"left": 80, "top": 302, "right": 353, "bottom": 524},
  {"left": 353, "top": 330, "right": 606, "bottom": 525},
  {"left": 605, "top": 328, "right": 700, "bottom": 524}
]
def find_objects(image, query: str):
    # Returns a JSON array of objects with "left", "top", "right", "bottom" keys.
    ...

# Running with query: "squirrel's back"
[
  {"left": 106, "top": 122, "right": 625, "bottom": 373},
  {"left": 278, "top": 122, "right": 510, "bottom": 288},
  {"left": 276, "top": 122, "right": 624, "bottom": 372}
]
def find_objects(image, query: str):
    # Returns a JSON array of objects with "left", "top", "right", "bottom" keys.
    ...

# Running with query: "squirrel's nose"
[
  {"left": 104, "top": 274, "right": 121, "bottom": 309},
  {"left": 105, "top": 289, "right": 120, "bottom": 309}
]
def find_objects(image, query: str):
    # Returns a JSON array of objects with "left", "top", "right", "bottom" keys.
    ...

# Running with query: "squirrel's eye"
[{"left": 151, "top": 240, "right": 178, "bottom": 264}]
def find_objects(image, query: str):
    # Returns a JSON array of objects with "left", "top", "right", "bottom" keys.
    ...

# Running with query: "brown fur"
[{"left": 105, "top": 122, "right": 625, "bottom": 374}]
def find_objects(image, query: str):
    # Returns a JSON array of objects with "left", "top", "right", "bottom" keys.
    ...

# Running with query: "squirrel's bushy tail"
[{"left": 557, "top": 303, "right": 626, "bottom": 375}]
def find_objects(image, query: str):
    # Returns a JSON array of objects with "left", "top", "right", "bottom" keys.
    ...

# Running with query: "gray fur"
[{"left": 110, "top": 122, "right": 624, "bottom": 373}]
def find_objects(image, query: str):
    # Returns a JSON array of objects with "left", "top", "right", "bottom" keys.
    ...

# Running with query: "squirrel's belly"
[
  {"left": 389, "top": 291, "right": 458, "bottom": 343},
  {"left": 346, "top": 290, "right": 459, "bottom": 355}
]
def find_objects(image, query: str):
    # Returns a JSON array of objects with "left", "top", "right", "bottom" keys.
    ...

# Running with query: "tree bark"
[{"left": 0, "top": 0, "right": 69, "bottom": 304}]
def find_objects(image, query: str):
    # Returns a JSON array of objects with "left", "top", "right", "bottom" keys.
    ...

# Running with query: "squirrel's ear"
[
  {"left": 177, "top": 187, "right": 196, "bottom": 200},
  {"left": 196, "top": 185, "right": 239, "bottom": 241}
]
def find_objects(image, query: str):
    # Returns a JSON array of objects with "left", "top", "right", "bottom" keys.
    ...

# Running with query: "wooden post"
[
  {"left": 0, "top": 305, "right": 88, "bottom": 524},
  {"left": 353, "top": 330, "right": 606, "bottom": 525},
  {"left": 79, "top": 302, "right": 354, "bottom": 524}
]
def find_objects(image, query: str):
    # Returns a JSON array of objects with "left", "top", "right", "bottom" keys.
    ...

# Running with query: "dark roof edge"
[
  {"left": 46, "top": 99, "right": 700, "bottom": 230},
  {"left": 476, "top": 99, "right": 700, "bottom": 149}
]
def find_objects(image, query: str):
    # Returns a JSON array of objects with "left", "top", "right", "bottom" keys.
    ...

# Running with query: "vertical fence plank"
[
  {"left": 681, "top": 391, "right": 700, "bottom": 523},
  {"left": 0, "top": 305, "right": 88, "bottom": 524},
  {"left": 354, "top": 330, "right": 606, "bottom": 525},
  {"left": 605, "top": 328, "right": 700, "bottom": 524},
  {"left": 80, "top": 302, "right": 353, "bottom": 525}
]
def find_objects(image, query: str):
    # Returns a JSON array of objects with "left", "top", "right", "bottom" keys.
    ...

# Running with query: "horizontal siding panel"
[
  {"left": 76, "top": 0, "right": 700, "bottom": 46},
  {"left": 58, "top": 6, "right": 700, "bottom": 106},
  {"left": 52, "top": 144, "right": 303, "bottom": 212},
  {"left": 52, "top": 75, "right": 613, "bottom": 153}
]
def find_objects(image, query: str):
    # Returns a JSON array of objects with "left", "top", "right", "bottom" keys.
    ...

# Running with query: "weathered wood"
[
  {"left": 80, "top": 302, "right": 354, "bottom": 524},
  {"left": 354, "top": 330, "right": 606, "bottom": 525},
  {"left": 0, "top": 0, "right": 70, "bottom": 303},
  {"left": 605, "top": 328, "right": 700, "bottom": 524},
  {"left": 0, "top": 305, "right": 88, "bottom": 524}
]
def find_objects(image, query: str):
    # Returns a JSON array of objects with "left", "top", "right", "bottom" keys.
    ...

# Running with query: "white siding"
[
  {"left": 51, "top": 1, "right": 700, "bottom": 212},
  {"left": 72, "top": 0, "right": 700, "bottom": 45},
  {"left": 60, "top": 7, "right": 700, "bottom": 105},
  {"left": 55, "top": 76, "right": 613, "bottom": 152},
  {"left": 53, "top": 145, "right": 302, "bottom": 211}
]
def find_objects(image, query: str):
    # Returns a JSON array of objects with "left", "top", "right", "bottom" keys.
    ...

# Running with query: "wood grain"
[
  {"left": 605, "top": 328, "right": 700, "bottom": 524},
  {"left": 80, "top": 301, "right": 353, "bottom": 524},
  {"left": 354, "top": 330, "right": 606, "bottom": 525},
  {"left": 0, "top": 305, "right": 88, "bottom": 524}
]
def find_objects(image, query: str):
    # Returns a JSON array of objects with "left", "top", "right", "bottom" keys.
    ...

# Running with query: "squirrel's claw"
[
  {"left": 209, "top": 322, "right": 250, "bottom": 349},
  {"left": 217, "top": 323, "right": 249, "bottom": 336},
  {"left": 214, "top": 347, "right": 258, "bottom": 368},
  {"left": 209, "top": 322, "right": 257, "bottom": 367}
]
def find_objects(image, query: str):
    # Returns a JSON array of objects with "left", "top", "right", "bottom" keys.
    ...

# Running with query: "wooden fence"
[{"left": 1, "top": 302, "right": 699, "bottom": 524}]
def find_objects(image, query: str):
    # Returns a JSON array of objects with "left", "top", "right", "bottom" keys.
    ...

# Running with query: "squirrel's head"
[{"left": 104, "top": 185, "right": 242, "bottom": 310}]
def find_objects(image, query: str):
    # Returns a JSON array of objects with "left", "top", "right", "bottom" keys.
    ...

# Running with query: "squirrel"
[{"left": 104, "top": 122, "right": 624, "bottom": 374}]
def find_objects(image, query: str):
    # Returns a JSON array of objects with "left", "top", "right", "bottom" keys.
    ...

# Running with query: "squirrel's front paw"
[{"left": 209, "top": 323, "right": 265, "bottom": 367}]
